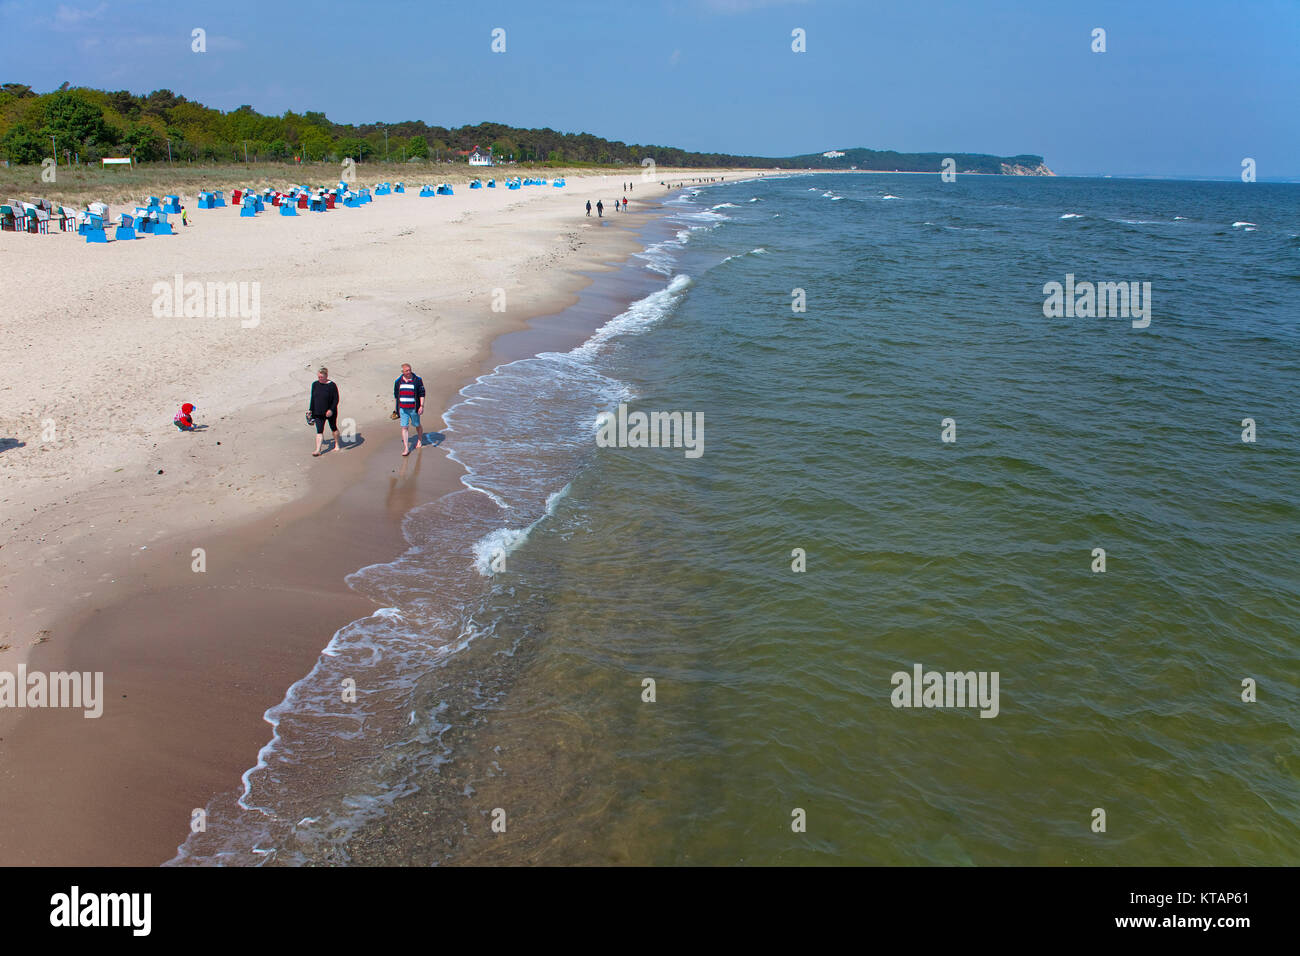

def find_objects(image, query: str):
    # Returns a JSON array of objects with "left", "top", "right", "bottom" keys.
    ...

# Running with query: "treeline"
[
  {"left": 0, "top": 83, "right": 755, "bottom": 167},
  {"left": 0, "top": 83, "right": 1043, "bottom": 172}
]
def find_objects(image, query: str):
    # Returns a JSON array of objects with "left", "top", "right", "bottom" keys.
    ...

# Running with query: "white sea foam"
[
  {"left": 567, "top": 274, "right": 693, "bottom": 361},
  {"left": 635, "top": 228, "right": 692, "bottom": 275},
  {"left": 1232, "top": 221, "right": 1257, "bottom": 228},
  {"left": 633, "top": 197, "right": 727, "bottom": 275},
  {"left": 1060, "top": 213, "right": 1084, "bottom": 219},
  {"left": 471, "top": 483, "right": 572, "bottom": 576},
  {"left": 720, "top": 247, "right": 768, "bottom": 264},
  {"left": 882, "top": 194, "right": 901, "bottom": 200}
]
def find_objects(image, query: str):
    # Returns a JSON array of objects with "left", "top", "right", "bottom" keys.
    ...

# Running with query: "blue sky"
[{"left": 5, "top": 0, "right": 1298, "bottom": 179}]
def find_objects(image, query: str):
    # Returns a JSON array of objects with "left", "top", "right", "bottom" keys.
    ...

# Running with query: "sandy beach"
[{"left": 0, "top": 166, "right": 760, "bottom": 864}]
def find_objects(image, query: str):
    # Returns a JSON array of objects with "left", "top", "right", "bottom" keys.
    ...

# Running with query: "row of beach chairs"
[
  {"left": 1, "top": 197, "right": 183, "bottom": 241},
  {"left": 1, "top": 199, "right": 80, "bottom": 234}
]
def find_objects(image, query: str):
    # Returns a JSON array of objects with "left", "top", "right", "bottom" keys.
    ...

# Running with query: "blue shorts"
[{"left": 399, "top": 408, "right": 421, "bottom": 428}]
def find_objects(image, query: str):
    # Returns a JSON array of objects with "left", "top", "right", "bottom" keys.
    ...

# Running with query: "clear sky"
[{"left": 6, "top": 0, "right": 1299, "bottom": 179}]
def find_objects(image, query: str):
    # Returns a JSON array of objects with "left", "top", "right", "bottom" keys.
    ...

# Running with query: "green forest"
[{"left": 0, "top": 82, "right": 1044, "bottom": 173}]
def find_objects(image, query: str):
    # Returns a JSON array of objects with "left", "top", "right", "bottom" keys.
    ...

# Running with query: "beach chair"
[
  {"left": 437, "top": 184, "right": 453, "bottom": 195},
  {"left": 231, "top": 189, "right": 243, "bottom": 204},
  {"left": 163, "top": 195, "right": 181, "bottom": 213},
  {"left": 115, "top": 216, "right": 137, "bottom": 240},
  {"left": 419, "top": 186, "right": 435, "bottom": 197},
  {"left": 280, "top": 198, "right": 297, "bottom": 216},
  {"left": 395, "top": 182, "right": 405, "bottom": 193},
  {"left": 32, "top": 206, "right": 52, "bottom": 233},
  {"left": 82, "top": 212, "right": 107, "bottom": 242},
  {"left": 1, "top": 205, "right": 16, "bottom": 231},
  {"left": 214, "top": 190, "right": 226, "bottom": 207},
  {"left": 487, "top": 179, "right": 495, "bottom": 188}
]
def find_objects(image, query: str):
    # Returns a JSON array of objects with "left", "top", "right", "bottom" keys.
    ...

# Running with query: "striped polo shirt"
[{"left": 395, "top": 374, "right": 424, "bottom": 410}]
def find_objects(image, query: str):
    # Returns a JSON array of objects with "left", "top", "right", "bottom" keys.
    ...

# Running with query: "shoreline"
[{"left": 0, "top": 169, "right": 770, "bottom": 865}]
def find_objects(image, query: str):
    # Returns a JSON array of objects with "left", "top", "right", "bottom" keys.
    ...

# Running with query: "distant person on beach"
[
  {"left": 394, "top": 363, "right": 426, "bottom": 457},
  {"left": 181, "top": 207, "right": 188, "bottom": 227},
  {"left": 622, "top": 197, "right": 628, "bottom": 210},
  {"left": 309, "top": 366, "right": 341, "bottom": 456},
  {"left": 586, "top": 200, "right": 591, "bottom": 216},
  {"left": 596, "top": 200, "right": 603, "bottom": 217},
  {"left": 173, "top": 403, "right": 196, "bottom": 431}
]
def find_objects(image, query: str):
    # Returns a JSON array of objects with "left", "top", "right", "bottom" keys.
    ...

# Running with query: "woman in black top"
[{"left": 309, "top": 366, "right": 342, "bottom": 456}]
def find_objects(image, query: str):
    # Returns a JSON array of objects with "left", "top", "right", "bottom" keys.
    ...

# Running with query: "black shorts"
[{"left": 314, "top": 415, "right": 339, "bottom": 434}]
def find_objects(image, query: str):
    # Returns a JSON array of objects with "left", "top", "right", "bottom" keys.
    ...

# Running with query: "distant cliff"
[{"left": 999, "top": 161, "right": 1055, "bottom": 176}]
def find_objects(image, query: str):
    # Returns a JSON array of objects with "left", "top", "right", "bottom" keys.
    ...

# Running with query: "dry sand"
[{"left": 0, "top": 166, "right": 764, "bottom": 864}]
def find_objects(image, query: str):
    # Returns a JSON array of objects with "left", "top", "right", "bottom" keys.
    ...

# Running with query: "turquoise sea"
[{"left": 174, "top": 173, "right": 1300, "bottom": 866}]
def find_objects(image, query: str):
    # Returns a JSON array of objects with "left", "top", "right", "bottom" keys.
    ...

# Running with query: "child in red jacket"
[{"left": 173, "top": 403, "right": 197, "bottom": 431}]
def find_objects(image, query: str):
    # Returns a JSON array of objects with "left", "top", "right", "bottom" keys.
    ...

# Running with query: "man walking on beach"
[
  {"left": 596, "top": 200, "right": 603, "bottom": 218},
  {"left": 394, "top": 363, "right": 426, "bottom": 457},
  {"left": 586, "top": 200, "right": 591, "bottom": 217},
  {"left": 309, "top": 366, "right": 341, "bottom": 457}
]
